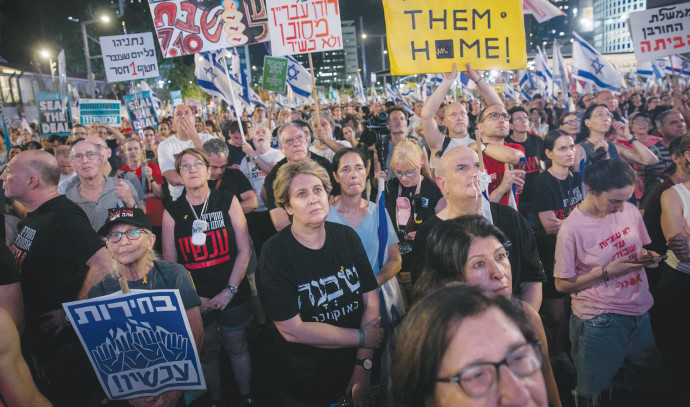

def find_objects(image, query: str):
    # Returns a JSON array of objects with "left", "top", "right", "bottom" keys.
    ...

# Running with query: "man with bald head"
[
  {"left": 409, "top": 146, "right": 545, "bottom": 310},
  {"left": 0, "top": 150, "right": 111, "bottom": 405}
]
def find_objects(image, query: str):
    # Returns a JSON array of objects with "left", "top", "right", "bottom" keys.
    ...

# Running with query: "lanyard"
[{"left": 187, "top": 193, "right": 210, "bottom": 221}]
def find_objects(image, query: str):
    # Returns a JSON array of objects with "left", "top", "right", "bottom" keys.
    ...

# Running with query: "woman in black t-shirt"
[
  {"left": 161, "top": 148, "right": 254, "bottom": 406},
  {"left": 531, "top": 130, "right": 583, "bottom": 363},
  {"left": 257, "top": 159, "right": 382, "bottom": 406}
]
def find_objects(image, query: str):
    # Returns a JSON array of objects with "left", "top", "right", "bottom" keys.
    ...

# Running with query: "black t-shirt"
[
  {"left": 384, "top": 176, "right": 442, "bottom": 228},
  {"left": 505, "top": 133, "right": 544, "bottom": 204},
  {"left": 410, "top": 203, "right": 546, "bottom": 292},
  {"left": 88, "top": 261, "right": 202, "bottom": 310},
  {"left": 227, "top": 145, "right": 246, "bottom": 166},
  {"left": 257, "top": 222, "right": 378, "bottom": 403},
  {"left": 0, "top": 243, "right": 19, "bottom": 285},
  {"left": 531, "top": 171, "right": 583, "bottom": 235},
  {"left": 166, "top": 190, "right": 250, "bottom": 304},
  {"left": 264, "top": 155, "right": 334, "bottom": 210},
  {"left": 10, "top": 196, "right": 105, "bottom": 327},
  {"left": 208, "top": 168, "right": 253, "bottom": 201}
]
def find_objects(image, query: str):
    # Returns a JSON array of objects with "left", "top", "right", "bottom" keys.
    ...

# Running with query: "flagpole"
[
  {"left": 307, "top": 53, "right": 319, "bottom": 119},
  {"left": 223, "top": 56, "right": 246, "bottom": 143}
]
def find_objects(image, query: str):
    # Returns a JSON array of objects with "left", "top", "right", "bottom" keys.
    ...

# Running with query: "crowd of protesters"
[{"left": 1, "top": 62, "right": 690, "bottom": 407}]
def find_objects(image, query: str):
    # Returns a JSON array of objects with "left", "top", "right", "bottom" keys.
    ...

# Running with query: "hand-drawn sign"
[
  {"left": 147, "top": 0, "right": 269, "bottom": 58},
  {"left": 266, "top": 0, "right": 344, "bottom": 56},
  {"left": 122, "top": 91, "right": 160, "bottom": 131},
  {"left": 382, "top": 0, "right": 527, "bottom": 74},
  {"left": 629, "top": 2, "right": 690, "bottom": 61},
  {"left": 100, "top": 33, "right": 160, "bottom": 82},
  {"left": 36, "top": 93, "right": 72, "bottom": 137},
  {"left": 63, "top": 290, "right": 205, "bottom": 400},
  {"left": 79, "top": 99, "right": 122, "bottom": 126}
]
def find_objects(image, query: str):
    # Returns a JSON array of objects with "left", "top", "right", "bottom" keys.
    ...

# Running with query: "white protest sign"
[
  {"left": 100, "top": 32, "right": 160, "bottom": 82},
  {"left": 266, "top": 0, "right": 343, "bottom": 56},
  {"left": 629, "top": 3, "right": 690, "bottom": 61}
]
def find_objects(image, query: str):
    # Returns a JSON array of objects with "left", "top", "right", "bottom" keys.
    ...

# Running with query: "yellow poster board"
[{"left": 382, "top": 0, "right": 527, "bottom": 74}]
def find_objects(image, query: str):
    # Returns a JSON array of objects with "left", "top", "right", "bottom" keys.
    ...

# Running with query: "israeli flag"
[
  {"left": 194, "top": 49, "right": 234, "bottom": 107},
  {"left": 228, "top": 49, "right": 252, "bottom": 107},
  {"left": 503, "top": 83, "right": 519, "bottom": 100},
  {"left": 459, "top": 72, "right": 476, "bottom": 90},
  {"left": 571, "top": 32, "right": 623, "bottom": 92},
  {"left": 140, "top": 81, "right": 163, "bottom": 116},
  {"left": 552, "top": 39, "right": 571, "bottom": 99},
  {"left": 285, "top": 55, "right": 313, "bottom": 100},
  {"left": 354, "top": 72, "right": 367, "bottom": 105},
  {"left": 666, "top": 55, "right": 690, "bottom": 77},
  {"left": 534, "top": 46, "right": 554, "bottom": 101}
]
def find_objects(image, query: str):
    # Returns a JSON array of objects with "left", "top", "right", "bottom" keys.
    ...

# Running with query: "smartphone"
[{"left": 630, "top": 255, "right": 667, "bottom": 264}]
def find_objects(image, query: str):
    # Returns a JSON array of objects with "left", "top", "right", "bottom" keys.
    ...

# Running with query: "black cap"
[{"left": 97, "top": 208, "right": 152, "bottom": 237}]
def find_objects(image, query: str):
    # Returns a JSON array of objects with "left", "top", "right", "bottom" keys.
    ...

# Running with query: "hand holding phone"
[{"left": 629, "top": 254, "right": 666, "bottom": 264}]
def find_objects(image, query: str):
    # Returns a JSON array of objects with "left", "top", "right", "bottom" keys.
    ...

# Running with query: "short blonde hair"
[
  {"left": 174, "top": 148, "right": 210, "bottom": 173},
  {"left": 273, "top": 159, "right": 332, "bottom": 209},
  {"left": 390, "top": 140, "right": 423, "bottom": 171}
]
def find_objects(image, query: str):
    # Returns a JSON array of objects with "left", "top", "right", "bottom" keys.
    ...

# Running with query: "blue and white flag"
[
  {"left": 571, "top": 32, "right": 623, "bottom": 92},
  {"left": 552, "top": 39, "right": 571, "bottom": 100},
  {"left": 194, "top": 49, "right": 234, "bottom": 107},
  {"left": 518, "top": 70, "right": 535, "bottom": 101},
  {"left": 139, "top": 81, "right": 163, "bottom": 116},
  {"left": 503, "top": 83, "right": 519, "bottom": 100},
  {"left": 228, "top": 49, "right": 252, "bottom": 108},
  {"left": 459, "top": 72, "right": 476, "bottom": 90},
  {"left": 637, "top": 58, "right": 666, "bottom": 79},
  {"left": 666, "top": 55, "right": 690, "bottom": 77},
  {"left": 534, "top": 46, "right": 554, "bottom": 101},
  {"left": 284, "top": 55, "right": 313, "bottom": 100},
  {"left": 354, "top": 73, "right": 367, "bottom": 105}
]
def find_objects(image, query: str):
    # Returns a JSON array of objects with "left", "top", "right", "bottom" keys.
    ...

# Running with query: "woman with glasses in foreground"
[
  {"left": 392, "top": 284, "right": 548, "bottom": 407},
  {"left": 162, "top": 148, "right": 255, "bottom": 406},
  {"left": 90, "top": 207, "right": 203, "bottom": 407}
]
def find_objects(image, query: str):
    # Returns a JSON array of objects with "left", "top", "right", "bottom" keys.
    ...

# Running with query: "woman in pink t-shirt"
[{"left": 554, "top": 157, "right": 667, "bottom": 406}]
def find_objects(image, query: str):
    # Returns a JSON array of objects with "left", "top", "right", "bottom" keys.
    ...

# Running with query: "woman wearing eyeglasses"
[
  {"left": 558, "top": 113, "right": 581, "bottom": 138},
  {"left": 392, "top": 284, "right": 549, "bottom": 407},
  {"left": 90, "top": 207, "right": 203, "bottom": 407},
  {"left": 413, "top": 215, "right": 560, "bottom": 407},
  {"left": 161, "top": 148, "right": 255, "bottom": 407}
]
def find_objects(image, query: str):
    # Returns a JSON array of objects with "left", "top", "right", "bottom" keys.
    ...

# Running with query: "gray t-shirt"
[{"left": 65, "top": 176, "right": 140, "bottom": 231}]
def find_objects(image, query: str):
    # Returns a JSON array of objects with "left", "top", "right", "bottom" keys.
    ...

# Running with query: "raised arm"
[{"left": 421, "top": 63, "right": 457, "bottom": 151}]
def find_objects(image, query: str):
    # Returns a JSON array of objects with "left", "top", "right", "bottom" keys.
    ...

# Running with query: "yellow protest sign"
[{"left": 382, "top": 0, "right": 527, "bottom": 74}]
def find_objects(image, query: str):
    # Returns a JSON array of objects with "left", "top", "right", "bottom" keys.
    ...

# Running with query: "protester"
[
  {"left": 226, "top": 121, "right": 249, "bottom": 167},
  {"left": 162, "top": 148, "right": 254, "bottom": 407},
  {"left": 391, "top": 285, "right": 548, "bottom": 407},
  {"left": 554, "top": 158, "right": 667, "bottom": 405},
  {"left": 203, "top": 138, "right": 258, "bottom": 213},
  {"left": 309, "top": 111, "right": 350, "bottom": 162},
  {"left": 559, "top": 112, "right": 581, "bottom": 137},
  {"left": 529, "top": 108, "right": 549, "bottom": 138},
  {"left": 257, "top": 159, "right": 383, "bottom": 406},
  {"left": 55, "top": 144, "right": 75, "bottom": 194},
  {"left": 507, "top": 106, "right": 544, "bottom": 224},
  {"left": 643, "top": 109, "right": 687, "bottom": 189},
  {"left": 142, "top": 126, "right": 158, "bottom": 161}
]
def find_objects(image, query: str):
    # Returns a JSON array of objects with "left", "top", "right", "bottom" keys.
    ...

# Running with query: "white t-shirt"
[
  {"left": 239, "top": 148, "right": 285, "bottom": 211},
  {"left": 158, "top": 133, "right": 214, "bottom": 199},
  {"left": 429, "top": 136, "right": 475, "bottom": 169},
  {"left": 309, "top": 140, "right": 352, "bottom": 163}
]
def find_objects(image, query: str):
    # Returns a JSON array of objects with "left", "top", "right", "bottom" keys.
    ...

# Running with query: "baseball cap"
[{"left": 97, "top": 208, "right": 152, "bottom": 237}]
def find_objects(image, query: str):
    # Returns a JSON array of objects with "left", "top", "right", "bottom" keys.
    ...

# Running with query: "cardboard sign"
[
  {"left": 170, "top": 90, "right": 183, "bottom": 106},
  {"left": 123, "top": 91, "right": 159, "bottom": 132},
  {"left": 100, "top": 33, "right": 160, "bottom": 82},
  {"left": 266, "top": 0, "right": 343, "bottom": 56},
  {"left": 262, "top": 56, "right": 288, "bottom": 92},
  {"left": 148, "top": 0, "right": 269, "bottom": 58},
  {"left": 629, "top": 3, "right": 690, "bottom": 61},
  {"left": 79, "top": 99, "right": 122, "bottom": 126},
  {"left": 36, "top": 93, "right": 72, "bottom": 137},
  {"left": 382, "top": 0, "right": 527, "bottom": 74},
  {"left": 63, "top": 290, "right": 205, "bottom": 400}
]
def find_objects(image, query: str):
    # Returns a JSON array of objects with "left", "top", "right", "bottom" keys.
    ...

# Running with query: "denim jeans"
[{"left": 569, "top": 312, "right": 666, "bottom": 399}]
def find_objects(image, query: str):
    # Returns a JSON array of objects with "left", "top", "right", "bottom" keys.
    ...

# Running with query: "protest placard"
[
  {"left": 170, "top": 90, "right": 183, "bottom": 106},
  {"left": 123, "top": 91, "right": 159, "bottom": 132},
  {"left": 79, "top": 99, "right": 122, "bottom": 126},
  {"left": 63, "top": 290, "right": 205, "bottom": 400},
  {"left": 100, "top": 33, "right": 160, "bottom": 82},
  {"left": 185, "top": 98, "right": 201, "bottom": 115},
  {"left": 262, "top": 56, "right": 288, "bottom": 92},
  {"left": 629, "top": 3, "right": 690, "bottom": 61},
  {"left": 148, "top": 0, "right": 269, "bottom": 58},
  {"left": 266, "top": 0, "right": 343, "bottom": 56},
  {"left": 36, "top": 92, "right": 71, "bottom": 137},
  {"left": 382, "top": 0, "right": 527, "bottom": 74}
]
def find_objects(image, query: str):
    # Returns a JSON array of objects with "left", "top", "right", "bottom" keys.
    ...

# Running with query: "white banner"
[
  {"left": 100, "top": 32, "right": 160, "bottom": 82},
  {"left": 629, "top": 3, "right": 690, "bottom": 61},
  {"left": 266, "top": 0, "right": 343, "bottom": 56}
]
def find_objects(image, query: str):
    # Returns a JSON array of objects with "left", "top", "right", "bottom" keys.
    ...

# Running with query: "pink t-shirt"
[{"left": 554, "top": 202, "right": 653, "bottom": 319}]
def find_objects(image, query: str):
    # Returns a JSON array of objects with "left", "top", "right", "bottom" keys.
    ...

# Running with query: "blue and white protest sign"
[
  {"left": 63, "top": 290, "right": 205, "bottom": 400},
  {"left": 36, "top": 92, "right": 72, "bottom": 137},
  {"left": 122, "top": 90, "right": 159, "bottom": 132},
  {"left": 79, "top": 99, "right": 122, "bottom": 126},
  {"left": 170, "top": 90, "right": 183, "bottom": 107}
]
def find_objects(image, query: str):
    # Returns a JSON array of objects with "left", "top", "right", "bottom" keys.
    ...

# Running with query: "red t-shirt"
[
  {"left": 483, "top": 142, "right": 526, "bottom": 207},
  {"left": 118, "top": 162, "right": 165, "bottom": 226}
]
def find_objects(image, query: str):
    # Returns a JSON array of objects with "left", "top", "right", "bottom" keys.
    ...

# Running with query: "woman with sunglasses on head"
[
  {"left": 161, "top": 148, "right": 255, "bottom": 407},
  {"left": 414, "top": 215, "right": 560, "bottom": 407},
  {"left": 90, "top": 207, "right": 204, "bottom": 407},
  {"left": 392, "top": 284, "right": 549, "bottom": 407}
]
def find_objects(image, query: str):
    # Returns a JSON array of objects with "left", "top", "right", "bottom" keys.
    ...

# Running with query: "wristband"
[
  {"left": 628, "top": 136, "right": 638, "bottom": 144},
  {"left": 358, "top": 328, "right": 365, "bottom": 347},
  {"left": 602, "top": 265, "right": 610, "bottom": 282}
]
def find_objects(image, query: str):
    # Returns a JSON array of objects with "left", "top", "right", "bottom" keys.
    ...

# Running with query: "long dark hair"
[
  {"left": 542, "top": 129, "right": 572, "bottom": 168},
  {"left": 391, "top": 285, "right": 535, "bottom": 407},
  {"left": 577, "top": 104, "right": 609, "bottom": 143},
  {"left": 414, "top": 215, "right": 507, "bottom": 300}
]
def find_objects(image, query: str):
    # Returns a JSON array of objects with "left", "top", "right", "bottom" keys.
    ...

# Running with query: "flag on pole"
[
  {"left": 139, "top": 81, "right": 163, "bottom": 115},
  {"left": 534, "top": 46, "right": 554, "bottom": 101},
  {"left": 523, "top": 0, "right": 566, "bottom": 23},
  {"left": 571, "top": 32, "right": 623, "bottom": 92},
  {"left": 228, "top": 49, "right": 252, "bottom": 108},
  {"left": 58, "top": 49, "right": 68, "bottom": 115},
  {"left": 194, "top": 49, "right": 234, "bottom": 107},
  {"left": 503, "top": 83, "right": 520, "bottom": 100},
  {"left": 637, "top": 59, "right": 666, "bottom": 79},
  {"left": 284, "top": 56, "right": 313, "bottom": 100},
  {"left": 71, "top": 84, "right": 80, "bottom": 109},
  {"left": 459, "top": 72, "right": 476, "bottom": 90},
  {"left": 666, "top": 55, "right": 690, "bottom": 77},
  {"left": 354, "top": 72, "right": 367, "bottom": 105},
  {"left": 20, "top": 117, "right": 31, "bottom": 134},
  {"left": 552, "top": 39, "right": 570, "bottom": 100}
]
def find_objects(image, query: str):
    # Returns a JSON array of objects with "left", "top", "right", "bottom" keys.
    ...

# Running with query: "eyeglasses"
[
  {"left": 582, "top": 98, "right": 595, "bottom": 103},
  {"left": 71, "top": 151, "right": 100, "bottom": 162},
  {"left": 210, "top": 164, "right": 228, "bottom": 171},
  {"left": 564, "top": 119, "right": 581, "bottom": 126},
  {"left": 180, "top": 161, "right": 206, "bottom": 172},
  {"left": 283, "top": 134, "right": 305, "bottom": 147},
  {"left": 512, "top": 116, "right": 529, "bottom": 123},
  {"left": 393, "top": 168, "right": 419, "bottom": 177},
  {"left": 481, "top": 113, "right": 511, "bottom": 123},
  {"left": 436, "top": 341, "right": 542, "bottom": 399},
  {"left": 592, "top": 112, "right": 614, "bottom": 119},
  {"left": 633, "top": 120, "right": 649, "bottom": 125},
  {"left": 106, "top": 228, "right": 147, "bottom": 243}
]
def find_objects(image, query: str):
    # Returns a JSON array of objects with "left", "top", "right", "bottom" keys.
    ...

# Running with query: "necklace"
[{"left": 551, "top": 170, "right": 572, "bottom": 219}]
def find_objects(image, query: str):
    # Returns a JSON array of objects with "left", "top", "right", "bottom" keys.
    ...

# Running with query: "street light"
[
  {"left": 39, "top": 49, "right": 56, "bottom": 92},
  {"left": 68, "top": 14, "right": 111, "bottom": 98},
  {"left": 360, "top": 32, "right": 387, "bottom": 85}
]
